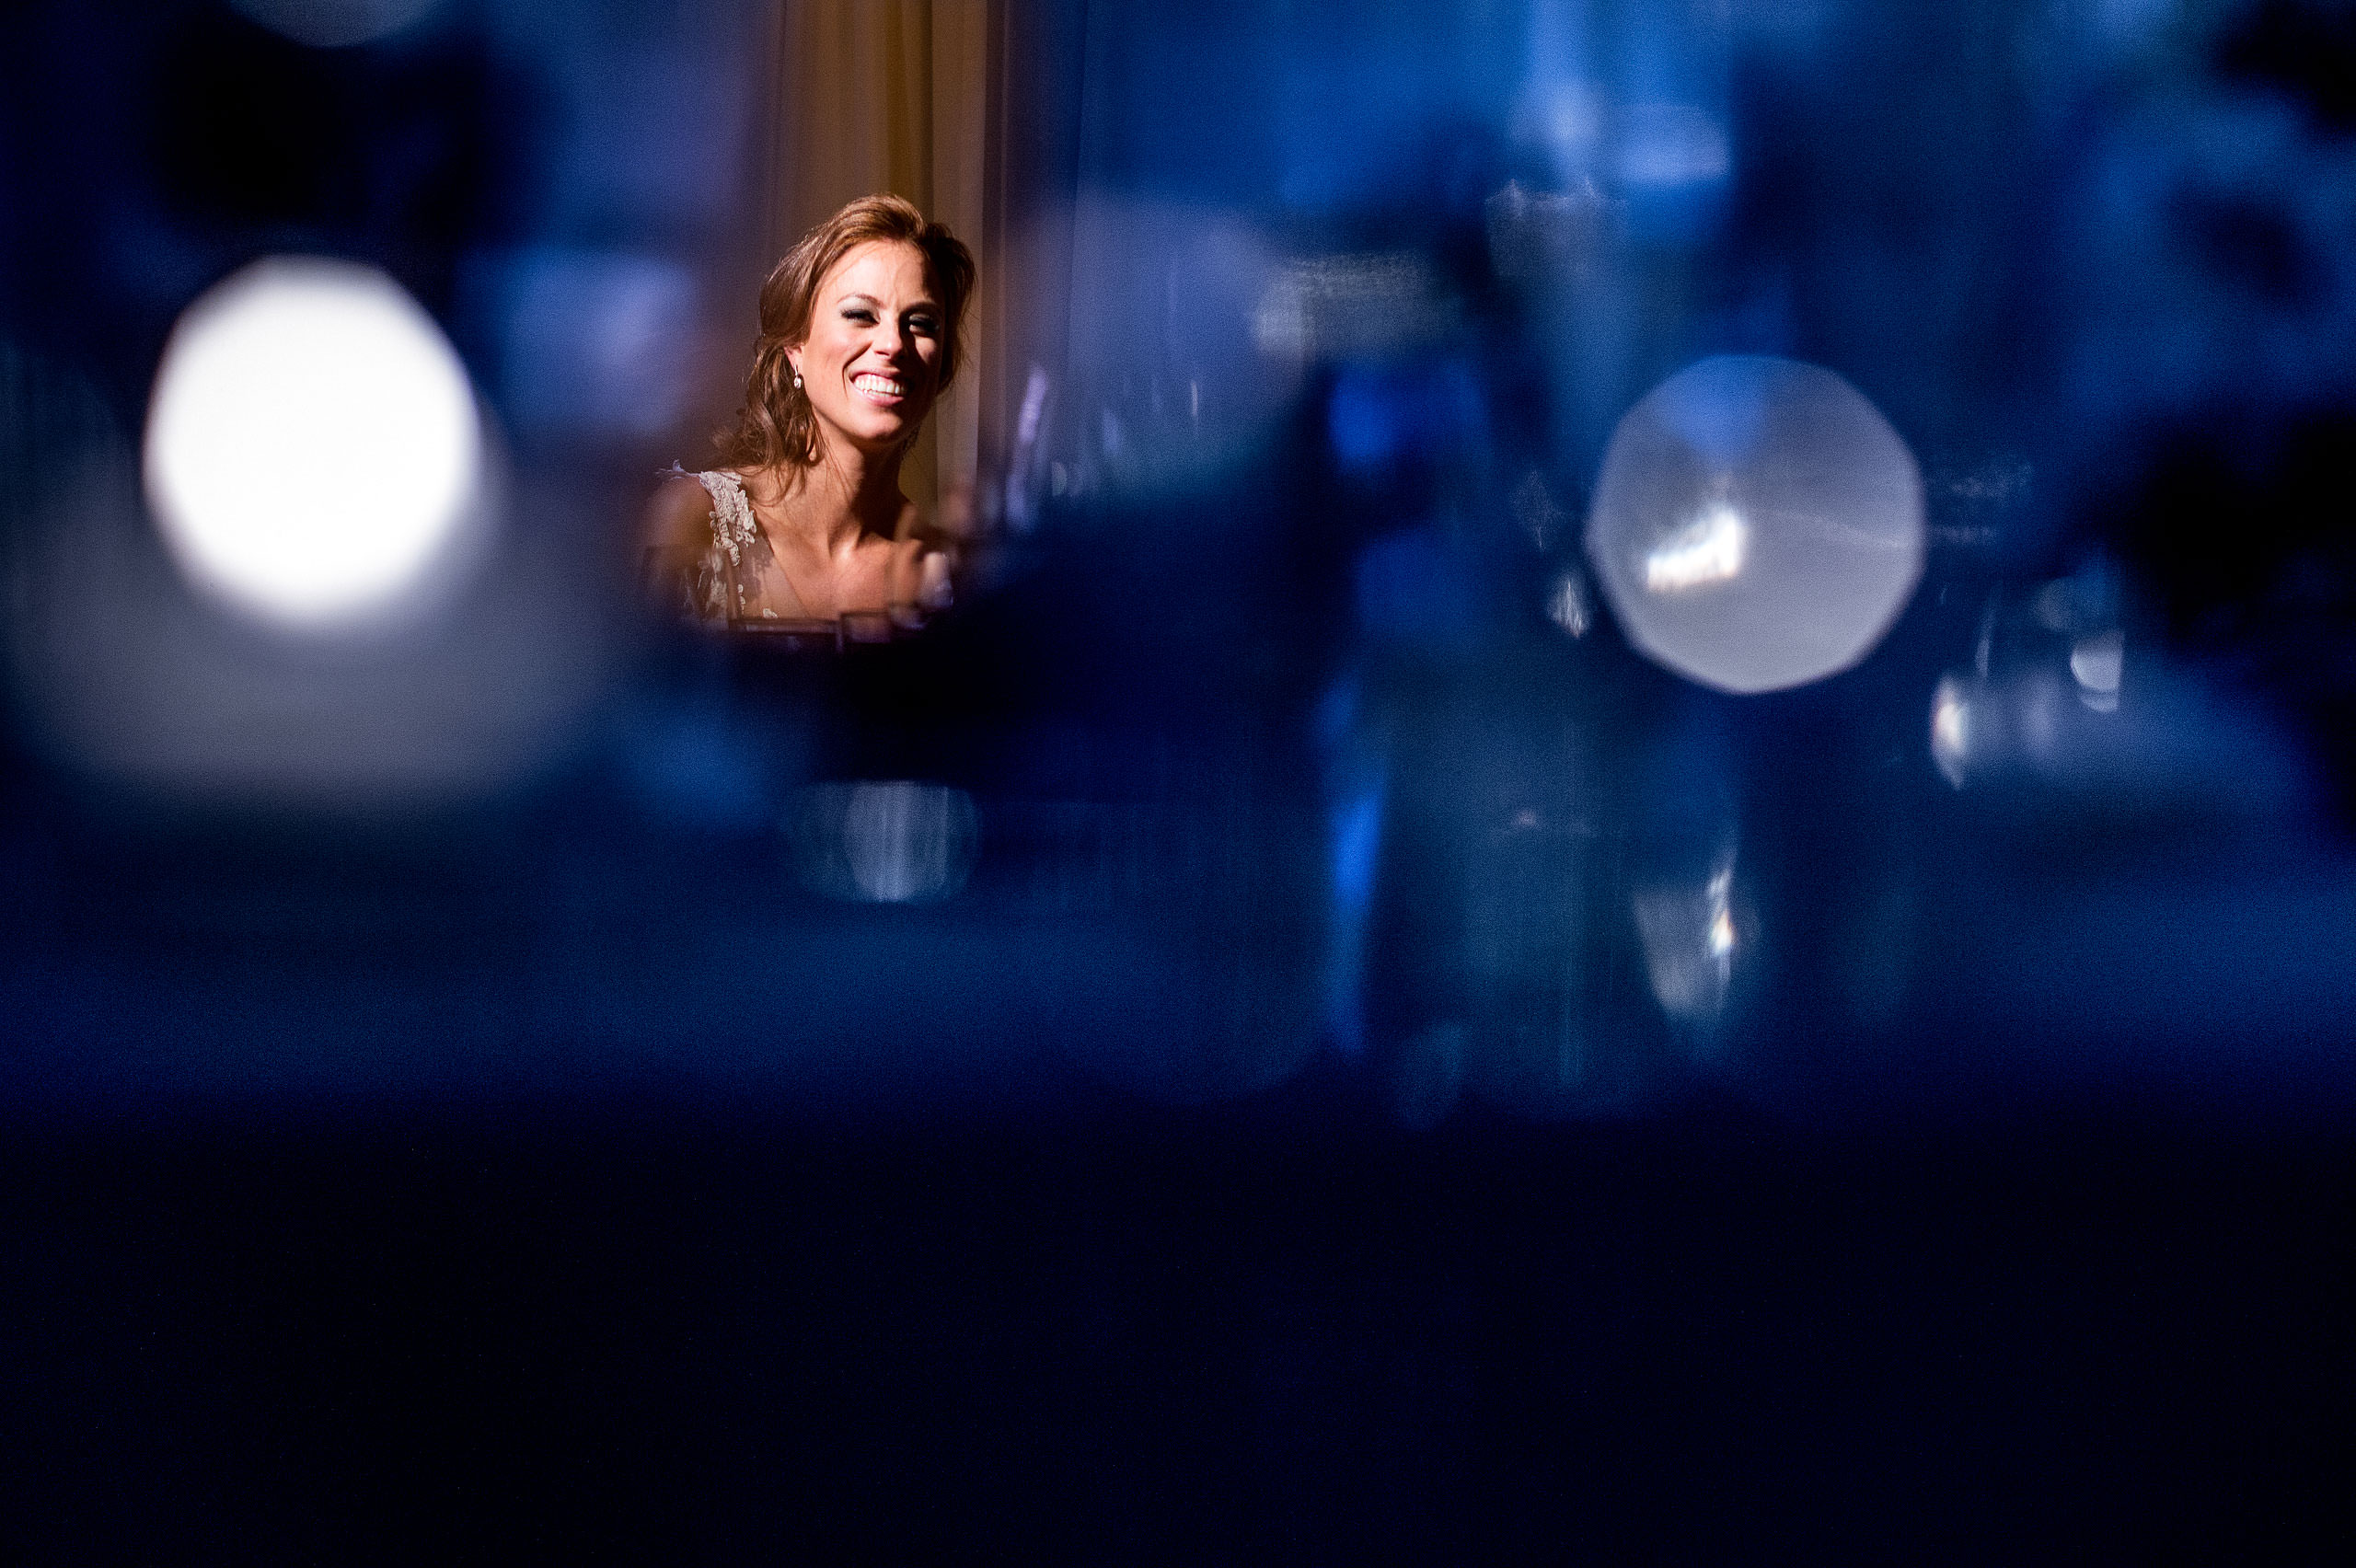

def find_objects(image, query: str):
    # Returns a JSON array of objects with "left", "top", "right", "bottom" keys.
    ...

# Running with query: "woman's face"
[{"left": 787, "top": 240, "right": 945, "bottom": 462}]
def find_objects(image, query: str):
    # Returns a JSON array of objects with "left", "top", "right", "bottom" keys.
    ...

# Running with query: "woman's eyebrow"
[{"left": 833, "top": 292, "right": 940, "bottom": 313}]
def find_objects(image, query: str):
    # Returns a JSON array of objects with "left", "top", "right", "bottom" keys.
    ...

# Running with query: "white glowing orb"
[
  {"left": 144, "top": 258, "right": 481, "bottom": 629},
  {"left": 1588, "top": 355, "right": 1924, "bottom": 695}
]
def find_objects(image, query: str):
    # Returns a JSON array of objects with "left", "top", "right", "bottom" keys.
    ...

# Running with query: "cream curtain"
[{"left": 768, "top": 0, "right": 999, "bottom": 524}]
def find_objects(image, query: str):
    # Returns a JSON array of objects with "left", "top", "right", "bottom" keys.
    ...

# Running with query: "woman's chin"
[
  {"left": 853, "top": 421, "right": 915, "bottom": 453},
  {"left": 818, "top": 411, "right": 924, "bottom": 458}
]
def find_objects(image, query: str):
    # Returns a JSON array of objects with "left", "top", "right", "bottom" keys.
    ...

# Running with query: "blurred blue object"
[
  {"left": 0, "top": 0, "right": 2350, "bottom": 1128},
  {"left": 484, "top": 248, "right": 700, "bottom": 438}
]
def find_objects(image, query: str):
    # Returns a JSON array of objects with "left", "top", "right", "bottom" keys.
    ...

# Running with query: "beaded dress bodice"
[{"left": 655, "top": 464, "right": 953, "bottom": 638}]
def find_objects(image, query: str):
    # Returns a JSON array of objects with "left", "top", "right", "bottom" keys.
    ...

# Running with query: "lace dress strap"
[{"left": 660, "top": 462, "right": 759, "bottom": 566}]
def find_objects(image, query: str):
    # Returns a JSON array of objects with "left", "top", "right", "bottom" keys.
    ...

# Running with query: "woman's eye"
[
  {"left": 844, "top": 308, "right": 876, "bottom": 323},
  {"left": 908, "top": 317, "right": 939, "bottom": 336}
]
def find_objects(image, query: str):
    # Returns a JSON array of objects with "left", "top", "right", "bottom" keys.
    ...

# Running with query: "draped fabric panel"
[{"left": 767, "top": 0, "right": 1001, "bottom": 522}]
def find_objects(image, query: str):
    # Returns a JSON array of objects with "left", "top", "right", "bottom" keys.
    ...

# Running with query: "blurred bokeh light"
[
  {"left": 1586, "top": 354, "right": 1925, "bottom": 695},
  {"left": 143, "top": 258, "right": 484, "bottom": 631}
]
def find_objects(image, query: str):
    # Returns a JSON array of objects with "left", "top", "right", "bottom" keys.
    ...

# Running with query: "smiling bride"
[{"left": 645, "top": 194, "right": 976, "bottom": 640}]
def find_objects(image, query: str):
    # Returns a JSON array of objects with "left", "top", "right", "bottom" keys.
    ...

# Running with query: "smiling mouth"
[{"left": 852, "top": 373, "right": 907, "bottom": 402}]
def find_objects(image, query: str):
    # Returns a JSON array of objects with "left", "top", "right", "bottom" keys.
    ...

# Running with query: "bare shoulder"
[{"left": 642, "top": 470, "right": 719, "bottom": 554}]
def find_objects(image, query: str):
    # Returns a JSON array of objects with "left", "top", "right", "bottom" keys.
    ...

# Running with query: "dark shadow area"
[{"left": 3, "top": 1107, "right": 2349, "bottom": 1561}]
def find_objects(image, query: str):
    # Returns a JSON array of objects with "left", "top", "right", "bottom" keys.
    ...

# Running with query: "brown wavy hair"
[{"left": 718, "top": 193, "right": 976, "bottom": 471}]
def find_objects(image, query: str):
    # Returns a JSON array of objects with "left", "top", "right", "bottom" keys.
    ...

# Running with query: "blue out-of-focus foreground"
[{"left": 4, "top": 0, "right": 2353, "bottom": 1558}]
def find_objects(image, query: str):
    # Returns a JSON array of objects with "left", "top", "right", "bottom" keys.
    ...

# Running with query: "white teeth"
[{"left": 853, "top": 375, "right": 904, "bottom": 396}]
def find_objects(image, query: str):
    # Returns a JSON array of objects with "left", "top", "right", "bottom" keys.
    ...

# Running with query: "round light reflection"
[
  {"left": 144, "top": 258, "right": 481, "bottom": 630},
  {"left": 1587, "top": 355, "right": 1924, "bottom": 694}
]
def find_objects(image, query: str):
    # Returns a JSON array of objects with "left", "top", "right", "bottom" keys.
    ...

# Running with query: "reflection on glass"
[
  {"left": 2073, "top": 629, "right": 2124, "bottom": 711},
  {"left": 1932, "top": 570, "right": 2131, "bottom": 788},
  {"left": 1545, "top": 571, "right": 1591, "bottom": 637},
  {"left": 789, "top": 782, "right": 978, "bottom": 905},
  {"left": 1643, "top": 501, "right": 1746, "bottom": 593},
  {"left": 1634, "top": 856, "right": 1738, "bottom": 1023},
  {"left": 1931, "top": 674, "right": 1975, "bottom": 788}
]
